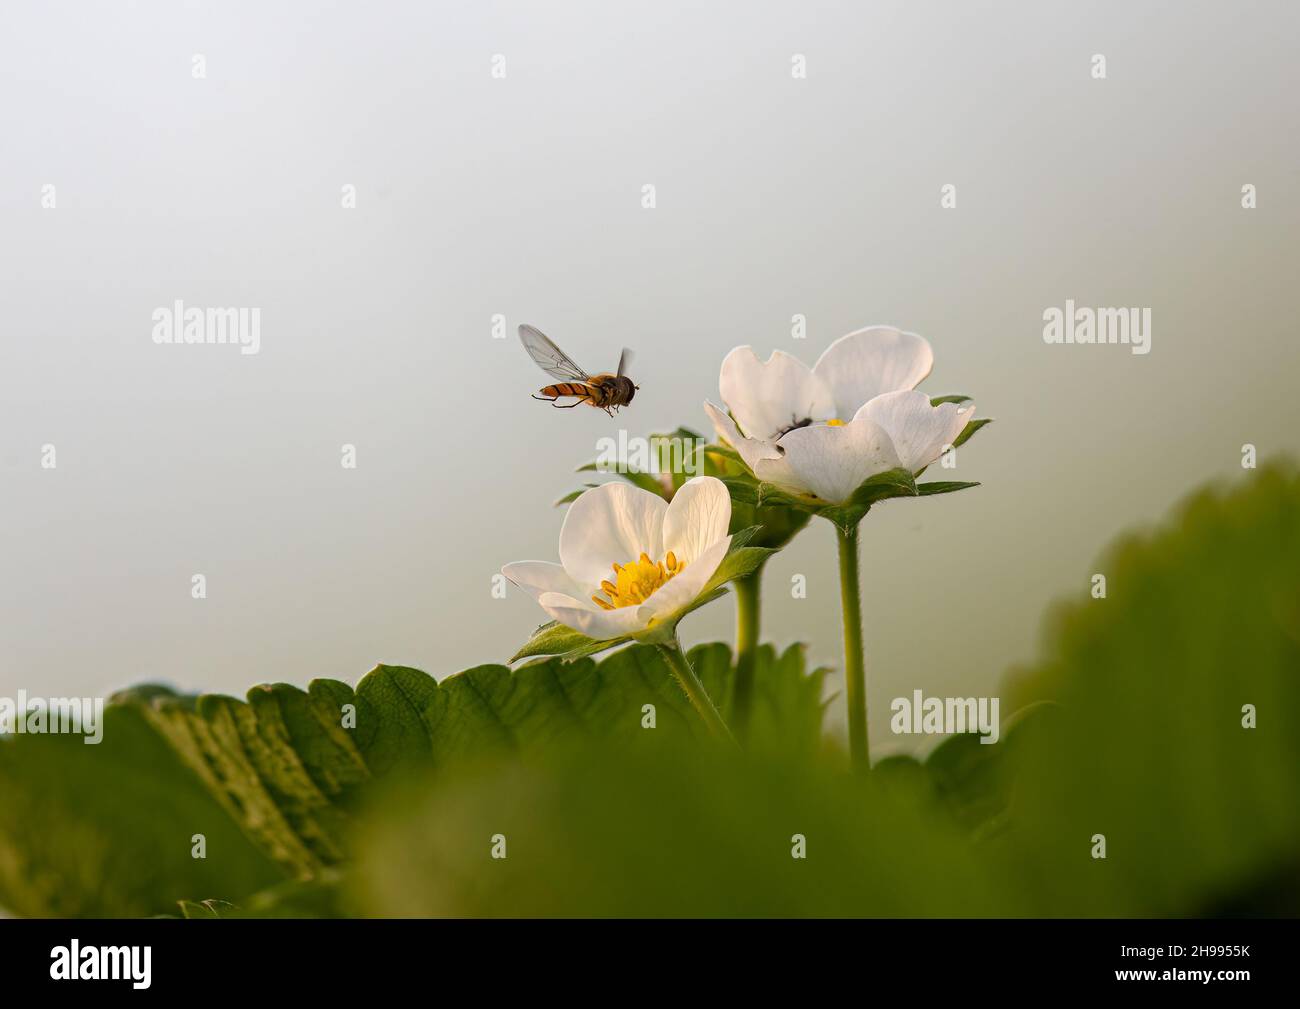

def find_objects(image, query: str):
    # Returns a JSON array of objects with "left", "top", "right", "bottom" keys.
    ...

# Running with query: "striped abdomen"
[{"left": 540, "top": 382, "right": 596, "bottom": 402}]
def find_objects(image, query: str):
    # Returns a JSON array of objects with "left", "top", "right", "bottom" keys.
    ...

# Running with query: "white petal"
[
  {"left": 855, "top": 390, "right": 975, "bottom": 473},
  {"left": 703, "top": 400, "right": 816, "bottom": 499},
  {"left": 538, "top": 591, "right": 650, "bottom": 640},
  {"left": 662, "top": 476, "right": 731, "bottom": 567},
  {"left": 812, "top": 326, "right": 934, "bottom": 418},
  {"left": 718, "top": 346, "right": 836, "bottom": 441},
  {"left": 747, "top": 451, "right": 811, "bottom": 498},
  {"left": 501, "top": 561, "right": 580, "bottom": 602},
  {"left": 704, "top": 401, "right": 783, "bottom": 475},
  {"left": 559, "top": 482, "right": 666, "bottom": 591},
  {"left": 642, "top": 534, "right": 732, "bottom": 620},
  {"left": 769, "top": 417, "right": 902, "bottom": 504}
]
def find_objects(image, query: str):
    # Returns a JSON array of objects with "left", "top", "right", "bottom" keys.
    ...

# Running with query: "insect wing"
[
  {"left": 518, "top": 325, "right": 591, "bottom": 382},
  {"left": 616, "top": 347, "right": 634, "bottom": 378}
]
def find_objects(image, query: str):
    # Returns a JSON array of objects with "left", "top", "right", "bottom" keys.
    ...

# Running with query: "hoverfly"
[{"left": 518, "top": 324, "right": 638, "bottom": 415}]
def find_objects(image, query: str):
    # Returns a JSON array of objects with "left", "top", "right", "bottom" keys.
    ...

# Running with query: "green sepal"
[
  {"left": 723, "top": 467, "right": 921, "bottom": 533},
  {"left": 509, "top": 621, "right": 622, "bottom": 664},
  {"left": 813, "top": 468, "right": 920, "bottom": 533},
  {"left": 916, "top": 480, "right": 981, "bottom": 496},
  {"left": 953, "top": 417, "right": 992, "bottom": 448},
  {"left": 553, "top": 483, "right": 599, "bottom": 506},
  {"left": 572, "top": 463, "right": 666, "bottom": 498}
]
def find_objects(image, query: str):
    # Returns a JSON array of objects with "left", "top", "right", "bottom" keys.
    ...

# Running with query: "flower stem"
[
  {"left": 730, "top": 563, "right": 764, "bottom": 738},
  {"left": 836, "top": 524, "right": 869, "bottom": 772},
  {"left": 656, "top": 639, "right": 738, "bottom": 746}
]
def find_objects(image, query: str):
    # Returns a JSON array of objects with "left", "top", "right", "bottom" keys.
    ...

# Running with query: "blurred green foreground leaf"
[
  {"left": 349, "top": 463, "right": 1300, "bottom": 916},
  {"left": 0, "top": 462, "right": 1297, "bottom": 917},
  {"left": 0, "top": 641, "right": 823, "bottom": 916}
]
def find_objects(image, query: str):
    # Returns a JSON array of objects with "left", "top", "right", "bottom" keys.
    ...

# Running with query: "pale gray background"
[{"left": 2, "top": 0, "right": 1297, "bottom": 754}]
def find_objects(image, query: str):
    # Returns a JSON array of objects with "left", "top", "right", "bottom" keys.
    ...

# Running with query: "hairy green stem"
[
  {"left": 656, "top": 639, "right": 737, "bottom": 746},
  {"left": 730, "top": 564, "right": 764, "bottom": 738},
  {"left": 836, "top": 524, "right": 869, "bottom": 772}
]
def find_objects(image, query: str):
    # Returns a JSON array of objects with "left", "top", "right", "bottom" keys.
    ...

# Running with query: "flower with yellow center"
[
  {"left": 593, "top": 551, "right": 685, "bottom": 610},
  {"left": 503, "top": 476, "right": 733, "bottom": 642}
]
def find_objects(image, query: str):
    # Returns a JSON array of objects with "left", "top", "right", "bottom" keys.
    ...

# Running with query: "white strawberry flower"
[
  {"left": 504, "top": 476, "right": 734, "bottom": 642},
  {"left": 703, "top": 326, "right": 976, "bottom": 505},
  {"left": 504, "top": 475, "right": 755, "bottom": 742},
  {"left": 700, "top": 325, "right": 988, "bottom": 772}
]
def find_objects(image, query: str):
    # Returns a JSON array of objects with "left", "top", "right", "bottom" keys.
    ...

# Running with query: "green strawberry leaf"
[
  {"left": 0, "top": 636, "right": 826, "bottom": 917},
  {"left": 997, "top": 461, "right": 1300, "bottom": 914},
  {"left": 351, "top": 740, "right": 1022, "bottom": 917}
]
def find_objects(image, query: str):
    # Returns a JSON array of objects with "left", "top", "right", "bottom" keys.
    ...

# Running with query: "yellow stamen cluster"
[
  {"left": 825, "top": 418, "right": 845, "bottom": 427},
  {"left": 592, "top": 551, "right": 685, "bottom": 610}
]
